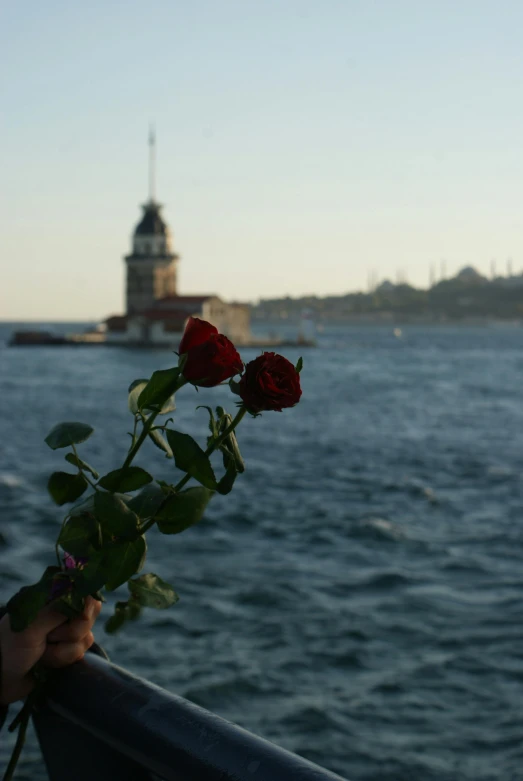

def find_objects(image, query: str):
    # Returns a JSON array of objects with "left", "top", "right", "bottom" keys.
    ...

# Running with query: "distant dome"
[
  {"left": 135, "top": 201, "right": 168, "bottom": 236},
  {"left": 377, "top": 279, "right": 395, "bottom": 292},
  {"left": 455, "top": 266, "right": 487, "bottom": 283}
]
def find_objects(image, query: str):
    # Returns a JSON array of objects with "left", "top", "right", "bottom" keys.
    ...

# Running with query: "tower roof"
[{"left": 134, "top": 200, "right": 168, "bottom": 236}]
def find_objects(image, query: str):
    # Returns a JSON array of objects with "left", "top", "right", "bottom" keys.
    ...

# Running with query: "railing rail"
[{"left": 33, "top": 653, "right": 348, "bottom": 781}]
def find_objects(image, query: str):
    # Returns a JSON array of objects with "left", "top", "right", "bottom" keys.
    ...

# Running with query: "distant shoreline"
[
  {"left": 2, "top": 318, "right": 523, "bottom": 327},
  {"left": 252, "top": 317, "right": 523, "bottom": 327}
]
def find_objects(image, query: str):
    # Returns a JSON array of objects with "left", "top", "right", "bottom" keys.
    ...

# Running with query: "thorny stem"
[
  {"left": 139, "top": 405, "right": 247, "bottom": 534},
  {"left": 121, "top": 410, "right": 161, "bottom": 472}
]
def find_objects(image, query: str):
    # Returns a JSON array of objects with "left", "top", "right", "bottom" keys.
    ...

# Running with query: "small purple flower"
[
  {"left": 63, "top": 553, "right": 88, "bottom": 570},
  {"left": 48, "top": 552, "right": 89, "bottom": 602}
]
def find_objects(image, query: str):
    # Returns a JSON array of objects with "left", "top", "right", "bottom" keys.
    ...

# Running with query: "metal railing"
[{"left": 33, "top": 653, "right": 348, "bottom": 781}]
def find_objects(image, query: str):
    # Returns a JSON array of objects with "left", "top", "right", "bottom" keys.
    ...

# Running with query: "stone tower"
[{"left": 125, "top": 130, "right": 179, "bottom": 314}]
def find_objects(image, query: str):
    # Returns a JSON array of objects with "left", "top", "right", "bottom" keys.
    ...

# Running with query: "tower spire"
[{"left": 148, "top": 124, "right": 156, "bottom": 202}]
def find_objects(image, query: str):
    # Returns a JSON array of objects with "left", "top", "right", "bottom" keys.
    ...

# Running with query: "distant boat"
[
  {"left": 393, "top": 328, "right": 403, "bottom": 339},
  {"left": 298, "top": 309, "right": 318, "bottom": 346},
  {"left": 8, "top": 325, "right": 105, "bottom": 347},
  {"left": 9, "top": 330, "right": 69, "bottom": 346}
]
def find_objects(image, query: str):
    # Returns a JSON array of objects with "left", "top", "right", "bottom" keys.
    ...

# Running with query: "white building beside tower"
[{"left": 105, "top": 132, "right": 250, "bottom": 346}]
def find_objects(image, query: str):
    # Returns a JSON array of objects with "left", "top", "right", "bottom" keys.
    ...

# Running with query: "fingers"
[
  {"left": 84, "top": 597, "right": 102, "bottom": 622},
  {"left": 27, "top": 606, "right": 68, "bottom": 637},
  {"left": 41, "top": 632, "right": 94, "bottom": 668},
  {"left": 47, "top": 617, "right": 91, "bottom": 643},
  {"left": 47, "top": 598, "right": 101, "bottom": 643}
]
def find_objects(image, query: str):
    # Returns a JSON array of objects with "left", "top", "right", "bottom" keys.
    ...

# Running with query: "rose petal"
[
  {"left": 179, "top": 317, "right": 218, "bottom": 354},
  {"left": 183, "top": 334, "right": 243, "bottom": 387}
]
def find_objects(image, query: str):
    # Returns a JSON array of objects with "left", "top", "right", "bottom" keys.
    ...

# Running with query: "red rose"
[
  {"left": 179, "top": 317, "right": 218, "bottom": 354},
  {"left": 179, "top": 317, "right": 243, "bottom": 388},
  {"left": 238, "top": 352, "right": 302, "bottom": 412}
]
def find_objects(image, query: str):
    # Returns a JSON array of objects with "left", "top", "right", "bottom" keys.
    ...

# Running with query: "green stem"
[
  {"left": 120, "top": 409, "right": 161, "bottom": 475},
  {"left": 7, "top": 688, "right": 38, "bottom": 733},
  {"left": 130, "top": 416, "right": 140, "bottom": 451},
  {"left": 3, "top": 698, "right": 33, "bottom": 781},
  {"left": 55, "top": 514, "right": 69, "bottom": 567},
  {"left": 139, "top": 406, "right": 247, "bottom": 534},
  {"left": 71, "top": 443, "right": 99, "bottom": 491},
  {"left": 121, "top": 379, "right": 188, "bottom": 473},
  {"left": 84, "top": 474, "right": 99, "bottom": 491}
]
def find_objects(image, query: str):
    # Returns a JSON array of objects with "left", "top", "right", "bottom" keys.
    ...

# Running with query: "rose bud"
[
  {"left": 179, "top": 317, "right": 243, "bottom": 388},
  {"left": 238, "top": 352, "right": 302, "bottom": 413}
]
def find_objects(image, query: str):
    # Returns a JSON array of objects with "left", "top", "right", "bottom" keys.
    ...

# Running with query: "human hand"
[{"left": 0, "top": 596, "right": 102, "bottom": 705}]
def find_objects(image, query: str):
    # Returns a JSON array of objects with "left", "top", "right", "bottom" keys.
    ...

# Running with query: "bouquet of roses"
[{"left": 2, "top": 316, "right": 302, "bottom": 780}]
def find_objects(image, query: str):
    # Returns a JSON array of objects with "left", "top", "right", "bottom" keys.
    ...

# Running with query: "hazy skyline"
[{"left": 2, "top": 1, "right": 523, "bottom": 319}]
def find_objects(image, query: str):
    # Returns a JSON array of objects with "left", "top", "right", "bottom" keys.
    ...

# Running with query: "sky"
[{"left": 2, "top": 0, "right": 523, "bottom": 319}]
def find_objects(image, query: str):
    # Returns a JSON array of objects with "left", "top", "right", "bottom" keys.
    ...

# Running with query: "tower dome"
[
  {"left": 132, "top": 200, "right": 174, "bottom": 256},
  {"left": 135, "top": 201, "right": 168, "bottom": 237}
]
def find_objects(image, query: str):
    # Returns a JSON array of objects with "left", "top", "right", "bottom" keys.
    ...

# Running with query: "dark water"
[{"left": 1, "top": 322, "right": 523, "bottom": 781}]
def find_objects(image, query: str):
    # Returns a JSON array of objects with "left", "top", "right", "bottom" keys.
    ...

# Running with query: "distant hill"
[{"left": 251, "top": 267, "right": 523, "bottom": 323}]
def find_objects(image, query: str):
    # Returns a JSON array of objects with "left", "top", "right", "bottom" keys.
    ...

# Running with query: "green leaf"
[
  {"left": 51, "top": 589, "right": 86, "bottom": 620},
  {"left": 218, "top": 413, "right": 245, "bottom": 473},
  {"left": 216, "top": 461, "right": 238, "bottom": 495},
  {"left": 137, "top": 367, "right": 181, "bottom": 412},
  {"left": 48, "top": 472, "right": 88, "bottom": 506},
  {"left": 58, "top": 514, "right": 101, "bottom": 557},
  {"left": 126, "top": 483, "right": 167, "bottom": 519},
  {"left": 229, "top": 378, "right": 242, "bottom": 396},
  {"left": 6, "top": 568, "right": 59, "bottom": 631},
  {"left": 70, "top": 493, "right": 132, "bottom": 519},
  {"left": 65, "top": 452, "right": 99, "bottom": 479},
  {"left": 197, "top": 405, "right": 219, "bottom": 438},
  {"left": 7, "top": 587, "right": 49, "bottom": 631},
  {"left": 128, "top": 379, "right": 149, "bottom": 414},
  {"left": 77, "top": 536, "right": 147, "bottom": 595},
  {"left": 69, "top": 494, "right": 95, "bottom": 517},
  {"left": 165, "top": 430, "right": 217, "bottom": 490},
  {"left": 159, "top": 398, "right": 176, "bottom": 415},
  {"left": 105, "top": 599, "right": 141, "bottom": 634},
  {"left": 98, "top": 466, "right": 153, "bottom": 493},
  {"left": 105, "top": 603, "right": 128, "bottom": 633},
  {"left": 72, "top": 549, "right": 108, "bottom": 595},
  {"left": 157, "top": 486, "right": 213, "bottom": 534},
  {"left": 129, "top": 380, "right": 176, "bottom": 416},
  {"left": 148, "top": 427, "right": 173, "bottom": 458},
  {"left": 94, "top": 492, "right": 139, "bottom": 539},
  {"left": 104, "top": 536, "right": 147, "bottom": 591},
  {"left": 45, "top": 422, "right": 94, "bottom": 450},
  {"left": 128, "top": 573, "right": 179, "bottom": 609},
  {"left": 295, "top": 356, "right": 303, "bottom": 374}
]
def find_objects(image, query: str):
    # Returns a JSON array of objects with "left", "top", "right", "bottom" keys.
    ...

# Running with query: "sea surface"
[{"left": 1, "top": 322, "right": 523, "bottom": 781}]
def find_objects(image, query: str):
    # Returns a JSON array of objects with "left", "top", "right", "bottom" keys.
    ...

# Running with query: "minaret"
[{"left": 125, "top": 129, "right": 179, "bottom": 315}]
